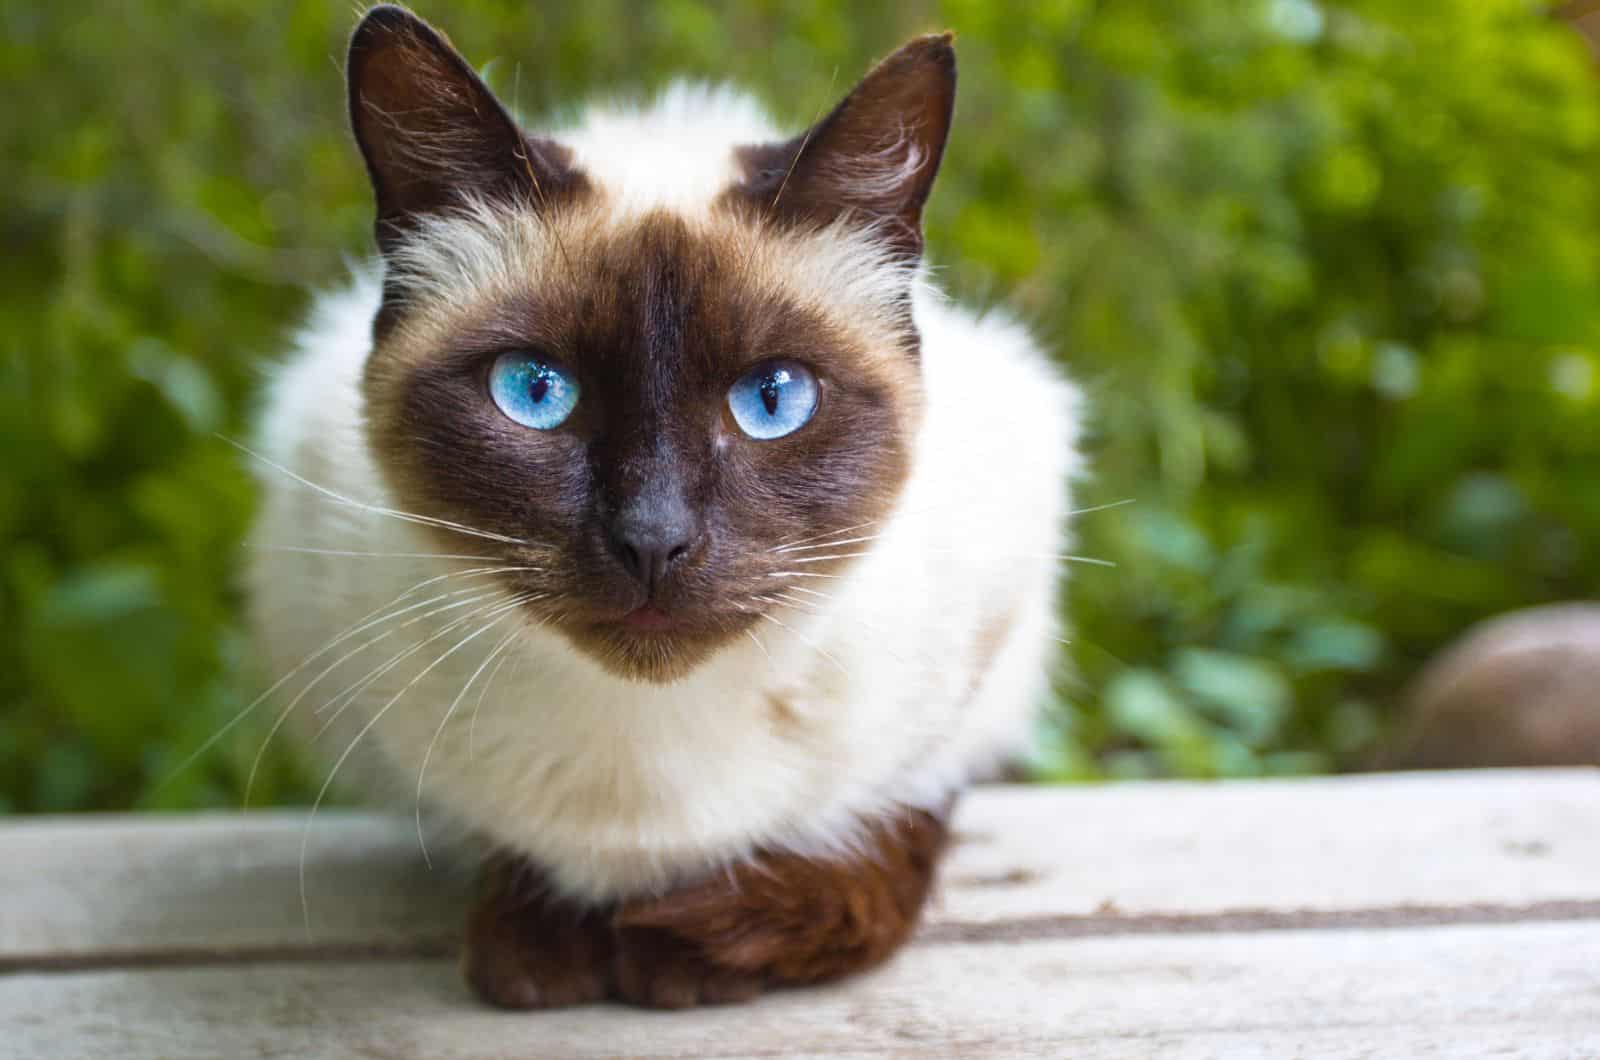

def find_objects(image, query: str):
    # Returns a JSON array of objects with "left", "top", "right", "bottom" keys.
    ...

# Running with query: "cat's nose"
[{"left": 607, "top": 504, "right": 699, "bottom": 594}]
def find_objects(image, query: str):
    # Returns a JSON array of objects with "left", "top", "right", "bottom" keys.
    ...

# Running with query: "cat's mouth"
[
  {"left": 618, "top": 604, "right": 675, "bottom": 632},
  {"left": 555, "top": 598, "right": 761, "bottom": 683}
]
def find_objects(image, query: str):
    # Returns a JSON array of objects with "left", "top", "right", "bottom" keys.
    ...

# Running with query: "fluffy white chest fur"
[{"left": 246, "top": 85, "right": 1082, "bottom": 902}]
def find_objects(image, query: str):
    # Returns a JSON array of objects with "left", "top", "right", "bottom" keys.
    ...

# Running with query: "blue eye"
[
  {"left": 727, "top": 361, "right": 819, "bottom": 440},
  {"left": 489, "top": 352, "right": 579, "bottom": 430}
]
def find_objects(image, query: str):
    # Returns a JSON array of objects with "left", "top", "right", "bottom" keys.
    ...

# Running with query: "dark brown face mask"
[{"left": 345, "top": 6, "right": 955, "bottom": 682}]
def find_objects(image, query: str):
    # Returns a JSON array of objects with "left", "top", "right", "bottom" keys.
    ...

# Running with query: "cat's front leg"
[
  {"left": 462, "top": 855, "right": 613, "bottom": 1010},
  {"left": 611, "top": 802, "right": 952, "bottom": 1009}
]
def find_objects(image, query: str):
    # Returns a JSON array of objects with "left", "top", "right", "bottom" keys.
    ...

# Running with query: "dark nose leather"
[{"left": 607, "top": 496, "right": 699, "bottom": 594}]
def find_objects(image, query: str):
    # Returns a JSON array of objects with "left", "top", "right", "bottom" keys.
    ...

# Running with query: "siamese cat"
[{"left": 247, "top": 4, "right": 1082, "bottom": 1009}]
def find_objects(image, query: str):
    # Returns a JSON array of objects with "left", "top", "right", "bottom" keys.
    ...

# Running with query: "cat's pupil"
[
  {"left": 760, "top": 375, "right": 781, "bottom": 416},
  {"left": 529, "top": 376, "right": 550, "bottom": 404}
]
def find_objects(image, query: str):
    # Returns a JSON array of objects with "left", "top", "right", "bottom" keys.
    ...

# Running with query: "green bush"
[{"left": 4, "top": 0, "right": 1598, "bottom": 810}]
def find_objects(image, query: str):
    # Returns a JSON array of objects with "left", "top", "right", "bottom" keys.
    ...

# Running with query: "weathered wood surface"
[{"left": 3, "top": 770, "right": 1599, "bottom": 1058}]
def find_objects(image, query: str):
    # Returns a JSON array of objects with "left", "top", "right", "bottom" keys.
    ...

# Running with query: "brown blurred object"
[
  {"left": 1560, "top": 1, "right": 1600, "bottom": 57},
  {"left": 1390, "top": 604, "right": 1600, "bottom": 769}
]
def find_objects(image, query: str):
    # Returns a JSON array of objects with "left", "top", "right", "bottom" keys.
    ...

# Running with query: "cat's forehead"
[
  {"left": 554, "top": 83, "right": 783, "bottom": 220},
  {"left": 377, "top": 86, "right": 921, "bottom": 364},
  {"left": 463, "top": 213, "right": 849, "bottom": 388},
  {"left": 381, "top": 195, "right": 920, "bottom": 380}
]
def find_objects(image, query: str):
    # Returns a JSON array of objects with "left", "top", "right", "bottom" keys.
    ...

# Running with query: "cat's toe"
[
  {"left": 461, "top": 935, "right": 609, "bottom": 1010},
  {"left": 462, "top": 859, "right": 612, "bottom": 1010},
  {"left": 611, "top": 925, "right": 766, "bottom": 1009}
]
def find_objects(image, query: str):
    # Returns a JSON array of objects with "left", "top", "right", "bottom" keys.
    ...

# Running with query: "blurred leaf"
[
  {"left": 1284, "top": 621, "right": 1384, "bottom": 674},
  {"left": 9, "top": 0, "right": 1600, "bottom": 807},
  {"left": 1174, "top": 648, "right": 1291, "bottom": 745},
  {"left": 22, "top": 565, "right": 185, "bottom": 754},
  {"left": 1105, "top": 669, "right": 1197, "bottom": 745}
]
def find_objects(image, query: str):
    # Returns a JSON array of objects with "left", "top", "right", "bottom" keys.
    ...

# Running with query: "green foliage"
[{"left": 4, "top": 0, "right": 1598, "bottom": 809}]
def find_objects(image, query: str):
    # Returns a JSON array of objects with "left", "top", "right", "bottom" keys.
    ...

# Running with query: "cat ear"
[
  {"left": 734, "top": 34, "right": 956, "bottom": 260},
  {"left": 346, "top": 5, "right": 575, "bottom": 251}
]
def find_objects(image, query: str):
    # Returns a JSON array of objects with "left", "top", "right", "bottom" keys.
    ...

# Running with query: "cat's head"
[{"left": 347, "top": 6, "right": 955, "bottom": 682}]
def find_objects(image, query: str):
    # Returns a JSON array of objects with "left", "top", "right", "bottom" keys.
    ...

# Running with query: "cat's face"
[{"left": 347, "top": 7, "right": 954, "bottom": 682}]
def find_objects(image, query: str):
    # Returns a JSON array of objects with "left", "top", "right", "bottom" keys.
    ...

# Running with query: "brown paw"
[
  {"left": 611, "top": 924, "right": 766, "bottom": 1009},
  {"left": 461, "top": 858, "right": 611, "bottom": 1010},
  {"left": 612, "top": 805, "right": 950, "bottom": 996}
]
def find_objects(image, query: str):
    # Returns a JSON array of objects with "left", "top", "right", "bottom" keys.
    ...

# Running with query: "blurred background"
[{"left": 4, "top": 0, "right": 1599, "bottom": 812}]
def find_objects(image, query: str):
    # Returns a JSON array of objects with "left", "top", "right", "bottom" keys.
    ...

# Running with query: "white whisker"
[
  {"left": 469, "top": 638, "right": 522, "bottom": 761},
  {"left": 166, "top": 565, "right": 521, "bottom": 795},
  {"left": 789, "top": 550, "right": 1115, "bottom": 568},
  {"left": 758, "top": 611, "right": 848, "bottom": 676},
  {"left": 1004, "top": 553, "right": 1116, "bottom": 568},
  {"left": 1068, "top": 498, "right": 1137, "bottom": 517},
  {"left": 299, "top": 593, "right": 531, "bottom": 938},
  {"left": 745, "top": 627, "right": 773, "bottom": 665},
  {"left": 391, "top": 565, "right": 544, "bottom": 600},
  {"left": 221, "top": 435, "right": 529, "bottom": 546},
  {"left": 309, "top": 593, "right": 506, "bottom": 719},
  {"left": 242, "top": 588, "right": 505, "bottom": 807},
  {"left": 768, "top": 514, "right": 894, "bottom": 551},
  {"left": 773, "top": 533, "right": 886, "bottom": 555},
  {"left": 416, "top": 619, "right": 526, "bottom": 868},
  {"left": 764, "top": 498, "right": 973, "bottom": 552},
  {"left": 760, "top": 592, "right": 911, "bottom": 662},
  {"left": 312, "top": 593, "right": 532, "bottom": 732},
  {"left": 245, "top": 544, "right": 519, "bottom": 562},
  {"left": 376, "top": 565, "right": 517, "bottom": 605},
  {"left": 764, "top": 591, "right": 822, "bottom": 614},
  {"left": 769, "top": 497, "right": 1132, "bottom": 556},
  {"left": 745, "top": 592, "right": 800, "bottom": 611}
]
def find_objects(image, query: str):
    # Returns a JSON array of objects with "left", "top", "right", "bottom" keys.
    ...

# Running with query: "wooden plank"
[
  {"left": 0, "top": 813, "right": 467, "bottom": 963},
  {"left": 938, "top": 768, "right": 1600, "bottom": 923},
  {"left": 6, "top": 923, "right": 1599, "bottom": 1059},
  {"left": 4, "top": 771, "right": 1596, "bottom": 965}
]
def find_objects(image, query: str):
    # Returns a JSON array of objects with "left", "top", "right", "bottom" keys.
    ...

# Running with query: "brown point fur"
[
  {"left": 361, "top": 207, "right": 921, "bottom": 683},
  {"left": 346, "top": 8, "right": 948, "bottom": 685},
  {"left": 722, "top": 33, "right": 957, "bottom": 262},
  {"left": 347, "top": 5, "right": 591, "bottom": 336},
  {"left": 462, "top": 855, "right": 614, "bottom": 1010},
  {"left": 462, "top": 802, "right": 954, "bottom": 1010}
]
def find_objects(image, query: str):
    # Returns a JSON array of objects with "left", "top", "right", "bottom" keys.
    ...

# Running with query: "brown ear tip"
[
  {"left": 349, "top": 5, "right": 439, "bottom": 59},
  {"left": 353, "top": 4, "right": 420, "bottom": 37},
  {"left": 893, "top": 32, "right": 957, "bottom": 74}
]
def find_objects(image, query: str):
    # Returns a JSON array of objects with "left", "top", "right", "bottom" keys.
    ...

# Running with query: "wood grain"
[
  {"left": 4, "top": 771, "right": 1596, "bottom": 965},
  {"left": 3, "top": 770, "right": 1598, "bottom": 1057},
  {"left": 6, "top": 923, "right": 1598, "bottom": 1059}
]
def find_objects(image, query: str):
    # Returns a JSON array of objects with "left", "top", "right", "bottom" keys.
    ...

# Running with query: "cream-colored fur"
[{"left": 246, "top": 86, "right": 1082, "bottom": 902}]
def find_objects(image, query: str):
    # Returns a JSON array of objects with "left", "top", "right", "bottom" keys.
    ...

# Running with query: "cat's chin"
[{"left": 561, "top": 618, "right": 750, "bottom": 685}]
